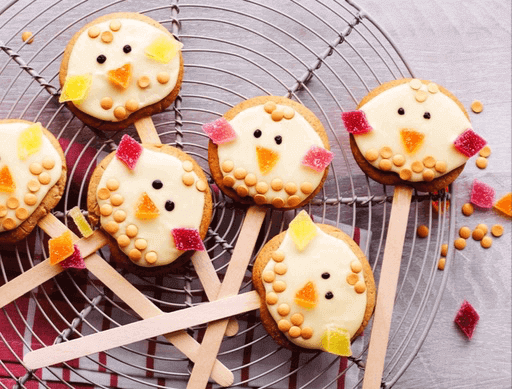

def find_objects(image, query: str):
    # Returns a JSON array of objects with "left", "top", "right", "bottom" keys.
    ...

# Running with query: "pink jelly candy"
[
  {"left": 470, "top": 179, "right": 495, "bottom": 208},
  {"left": 454, "top": 300, "right": 479, "bottom": 339},
  {"left": 60, "top": 246, "right": 86, "bottom": 270},
  {"left": 341, "top": 110, "right": 373, "bottom": 134},
  {"left": 453, "top": 129, "right": 486, "bottom": 157},
  {"left": 172, "top": 228, "right": 205, "bottom": 251},
  {"left": 202, "top": 118, "right": 237, "bottom": 145},
  {"left": 302, "top": 146, "right": 334, "bottom": 172},
  {"left": 116, "top": 134, "right": 142, "bottom": 170}
]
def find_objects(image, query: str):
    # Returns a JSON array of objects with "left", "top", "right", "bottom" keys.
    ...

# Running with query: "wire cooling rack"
[{"left": 0, "top": 0, "right": 456, "bottom": 388}]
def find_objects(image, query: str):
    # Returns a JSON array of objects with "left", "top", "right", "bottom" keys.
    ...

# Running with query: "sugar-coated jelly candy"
[
  {"left": 289, "top": 210, "right": 317, "bottom": 251},
  {"left": 0, "top": 166, "right": 16, "bottom": 193},
  {"left": 135, "top": 192, "right": 159, "bottom": 220},
  {"left": 494, "top": 192, "right": 512, "bottom": 218},
  {"left": 59, "top": 74, "right": 92, "bottom": 105},
  {"left": 202, "top": 118, "right": 237, "bottom": 145},
  {"left": 145, "top": 35, "right": 183, "bottom": 64},
  {"left": 256, "top": 146, "right": 279, "bottom": 175},
  {"left": 453, "top": 129, "right": 487, "bottom": 157},
  {"left": 69, "top": 206, "right": 94, "bottom": 238},
  {"left": 116, "top": 134, "right": 142, "bottom": 170},
  {"left": 172, "top": 228, "right": 204, "bottom": 251},
  {"left": 60, "top": 245, "right": 86, "bottom": 269},
  {"left": 341, "top": 110, "right": 373, "bottom": 134},
  {"left": 470, "top": 179, "right": 495, "bottom": 209},
  {"left": 454, "top": 300, "right": 479, "bottom": 340},
  {"left": 107, "top": 64, "right": 132, "bottom": 89},
  {"left": 49, "top": 230, "right": 74, "bottom": 265},
  {"left": 321, "top": 326, "right": 352, "bottom": 356},
  {"left": 17, "top": 123, "right": 43, "bottom": 160},
  {"left": 295, "top": 281, "right": 317, "bottom": 309},
  {"left": 301, "top": 145, "right": 333, "bottom": 172},
  {"left": 400, "top": 129, "right": 425, "bottom": 154}
]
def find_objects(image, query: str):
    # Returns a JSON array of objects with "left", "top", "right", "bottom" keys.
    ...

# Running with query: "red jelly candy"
[
  {"left": 301, "top": 145, "right": 334, "bottom": 172},
  {"left": 453, "top": 129, "right": 487, "bottom": 157},
  {"left": 202, "top": 118, "right": 237, "bottom": 145},
  {"left": 341, "top": 110, "right": 373, "bottom": 134},
  {"left": 454, "top": 300, "right": 479, "bottom": 339},
  {"left": 172, "top": 228, "right": 204, "bottom": 251},
  {"left": 60, "top": 246, "right": 86, "bottom": 270},
  {"left": 470, "top": 179, "right": 495, "bottom": 208},
  {"left": 116, "top": 134, "right": 142, "bottom": 170}
]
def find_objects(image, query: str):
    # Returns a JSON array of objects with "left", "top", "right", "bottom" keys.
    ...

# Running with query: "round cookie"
[
  {"left": 343, "top": 79, "right": 487, "bottom": 192},
  {"left": 252, "top": 211, "right": 375, "bottom": 355},
  {"left": 206, "top": 96, "right": 333, "bottom": 209},
  {"left": 59, "top": 12, "right": 184, "bottom": 131},
  {"left": 87, "top": 138, "right": 212, "bottom": 274},
  {"left": 0, "top": 120, "right": 67, "bottom": 244}
]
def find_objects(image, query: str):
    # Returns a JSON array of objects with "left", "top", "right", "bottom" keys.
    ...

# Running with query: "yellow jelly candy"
[
  {"left": 59, "top": 74, "right": 92, "bottom": 105},
  {"left": 0, "top": 166, "right": 16, "bottom": 193},
  {"left": 400, "top": 129, "right": 425, "bottom": 154},
  {"left": 135, "top": 192, "right": 160, "bottom": 220},
  {"left": 289, "top": 210, "right": 317, "bottom": 251},
  {"left": 494, "top": 192, "right": 512, "bottom": 218},
  {"left": 321, "top": 326, "right": 352, "bottom": 356},
  {"left": 295, "top": 281, "right": 317, "bottom": 309},
  {"left": 69, "top": 206, "right": 94, "bottom": 238},
  {"left": 145, "top": 35, "right": 183, "bottom": 63},
  {"left": 256, "top": 146, "right": 280, "bottom": 175},
  {"left": 49, "top": 230, "right": 75, "bottom": 265},
  {"left": 17, "top": 123, "right": 43, "bottom": 160},
  {"left": 107, "top": 64, "right": 132, "bottom": 89}
]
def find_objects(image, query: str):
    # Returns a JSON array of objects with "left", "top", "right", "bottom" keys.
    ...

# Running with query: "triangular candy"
[
  {"left": 108, "top": 64, "right": 132, "bottom": 89},
  {"left": 295, "top": 281, "right": 317, "bottom": 309},
  {"left": 17, "top": 123, "right": 43, "bottom": 160},
  {"left": 256, "top": 146, "right": 279, "bottom": 175},
  {"left": 0, "top": 166, "right": 16, "bottom": 193},
  {"left": 400, "top": 129, "right": 425, "bottom": 154},
  {"left": 135, "top": 192, "right": 159, "bottom": 220}
]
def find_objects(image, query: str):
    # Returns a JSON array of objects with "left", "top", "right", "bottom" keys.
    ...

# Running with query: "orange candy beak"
[
  {"left": 256, "top": 146, "right": 279, "bottom": 175},
  {"left": 295, "top": 281, "right": 317, "bottom": 309},
  {"left": 107, "top": 64, "right": 132, "bottom": 89},
  {"left": 135, "top": 192, "right": 160, "bottom": 220},
  {"left": 400, "top": 129, "right": 425, "bottom": 154}
]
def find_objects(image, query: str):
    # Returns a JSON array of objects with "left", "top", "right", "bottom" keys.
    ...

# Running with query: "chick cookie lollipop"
[{"left": 59, "top": 12, "right": 184, "bottom": 131}]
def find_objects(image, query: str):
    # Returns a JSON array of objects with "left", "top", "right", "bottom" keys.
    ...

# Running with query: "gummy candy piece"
[
  {"left": 321, "top": 326, "right": 352, "bottom": 356},
  {"left": 494, "top": 192, "right": 512, "bottom": 218},
  {"left": 288, "top": 210, "right": 317, "bottom": 251},
  {"left": 69, "top": 206, "right": 94, "bottom": 238},
  {"left": 400, "top": 129, "right": 425, "bottom": 154},
  {"left": 453, "top": 129, "right": 487, "bottom": 157},
  {"left": 107, "top": 64, "right": 132, "bottom": 89},
  {"left": 145, "top": 35, "right": 183, "bottom": 64},
  {"left": 172, "top": 228, "right": 205, "bottom": 251},
  {"left": 60, "top": 245, "right": 86, "bottom": 270},
  {"left": 135, "top": 192, "right": 160, "bottom": 220},
  {"left": 341, "top": 110, "right": 373, "bottom": 134},
  {"left": 0, "top": 166, "right": 16, "bottom": 193},
  {"left": 17, "top": 123, "right": 43, "bottom": 160},
  {"left": 295, "top": 281, "right": 317, "bottom": 309},
  {"left": 256, "top": 146, "right": 279, "bottom": 175},
  {"left": 470, "top": 179, "right": 495, "bottom": 209},
  {"left": 202, "top": 118, "right": 237, "bottom": 145},
  {"left": 301, "top": 145, "right": 333, "bottom": 172},
  {"left": 49, "top": 230, "right": 74, "bottom": 265},
  {"left": 116, "top": 134, "right": 142, "bottom": 170},
  {"left": 454, "top": 300, "right": 479, "bottom": 339},
  {"left": 59, "top": 74, "right": 92, "bottom": 104}
]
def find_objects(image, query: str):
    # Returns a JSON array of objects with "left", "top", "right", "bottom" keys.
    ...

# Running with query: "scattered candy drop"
[
  {"left": 116, "top": 134, "right": 142, "bottom": 170},
  {"left": 135, "top": 192, "right": 159, "bottom": 220},
  {"left": 17, "top": 123, "right": 43, "bottom": 160},
  {"left": 172, "top": 228, "right": 204, "bottom": 251},
  {"left": 454, "top": 300, "right": 479, "bottom": 340},
  {"left": 295, "top": 281, "right": 317, "bottom": 309},
  {"left": 301, "top": 145, "right": 333, "bottom": 172},
  {"left": 49, "top": 230, "right": 74, "bottom": 265},
  {"left": 145, "top": 35, "right": 183, "bottom": 63},
  {"left": 341, "top": 110, "right": 373, "bottom": 134},
  {"left": 107, "top": 64, "right": 132, "bottom": 89},
  {"left": 0, "top": 166, "right": 16, "bottom": 193},
  {"left": 470, "top": 179, "right": 495, "bottom": 209},
  {"left": 288, "top": 210, "right": 317, "bottom": 251},
  {"left": 453, "top": 129, "right": 487, "bottom": 157},
  {"left": 69, "top": 206, "right": 94, "bottom": 238},
  {"left": 321, "top": 326, "right": 352, "bottom": 356},
  {"left": 493, "top": 192, "right": 512, "bottom": 218},
  {"left": 202, "top": 118, "right": 237, "bottom": 145},
  {"left": 60, "top": 245, "right": 86, "bottom": 269},
  {"left": 59, "top": 74, "right": 92, "bottom": 104}
]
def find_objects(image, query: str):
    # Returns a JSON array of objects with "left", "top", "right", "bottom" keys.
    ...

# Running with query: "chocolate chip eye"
[
  {"left": 398, "top": 107, "right": 405, "bottom": 115},
  {"left": 423, "top": 112, "right": 431, "bottom": 119},
  {"left": 165, "top": 200, "right": 175, "bottom": 212},
  {"left": 152, "top": 180, "right": 163, "bottom": 190},
  {"left": 322, "top": 272, "right": 330, "bottom": 279},
  {"left": 123, "top": 45, "right": 132, "bottom": 53},
  {"left": 274, "top": 135, "right": 282, "bottom": 145},
  {"left": 325, "top": 292, "right": 333, "bottom": 300},
  {"left": 96, "top": 55, "right": 106, "bottom": 64},
  {"left": 253, "top": 129, "right": 262, "bottom": 138}
]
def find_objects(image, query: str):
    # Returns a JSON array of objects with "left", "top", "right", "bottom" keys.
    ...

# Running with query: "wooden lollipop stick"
[
  {"left": 362, "top": 186, "right": 413, "bottom": 389},
  {"left": 36, "top": 214, "right": 234, "bottom": 386},
  {"left": 23, "top": 290, "right": 260, "bottom": 370},
  {"left": 134, "top": 117, "right": 163, "bottom": 145},
  {"left": 187, "top": 205, "right": 267, "bottom": 389}
]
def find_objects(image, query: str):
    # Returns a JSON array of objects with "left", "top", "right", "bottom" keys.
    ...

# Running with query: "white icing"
[
  {"left": 355, "top": 82, "right": 471, "bottom": 181},
  {"left": 262, "top": 225, "right": 367, "bottom": 349},
  {"left": 217, "top": 104, "right": 326, "bottom": 206},
  {"left": 97, "top": 148, "right": 206, "bottom": 267},
  {"left": 0, "top": 122, "right": 62, "bottom": 233},
  {"left": 66, "top": 18, "right": 181, "bottom": 121}
]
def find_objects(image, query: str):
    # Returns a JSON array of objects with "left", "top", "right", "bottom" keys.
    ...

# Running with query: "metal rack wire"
[{"left": 0, "top": 0, "right": 455, "bottom": 388}]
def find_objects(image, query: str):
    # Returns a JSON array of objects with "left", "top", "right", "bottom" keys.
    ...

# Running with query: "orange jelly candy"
[
  {"left": 494, "top": 192, "right": 512, "bottom": 218},
  {"left": 49, "top": 230, "right": 75, "bottom": 265},
  {"left": 108, "top": 64, "right": 132, "bottom": 89},
  {"left": 295, "top": 281, "right": 317, "bottom": 309},
  {"left": 256, "top": 146, "right": 279, "bottom": 175},
  {"left": 135, "top": 192, "right": 160, "bottom": 220},
  {"left": 0, "top": 166, "right": 15, "bottom": 193},
  {"left": 400, "top": 129, "right": 425, "bottom": 154}
]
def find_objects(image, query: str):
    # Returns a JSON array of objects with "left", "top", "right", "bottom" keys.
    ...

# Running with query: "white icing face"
[
  {"left": 0, "top": 122, "right": 63, "bottom": 233},
  {"left": 355, "top": 80, "right": 471, "bottom": 182},
  {"left": 63, "top": 16, "right": 182, "bottom": 122},
  {"left": 96, "top": 147, "right": 209, "bottom": 267},
  {"left": 217, "top": 102, "right": 328, "bottom": 208},
  {"left": 262, "top": 223, "right": 368, "bottom": 351}
]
